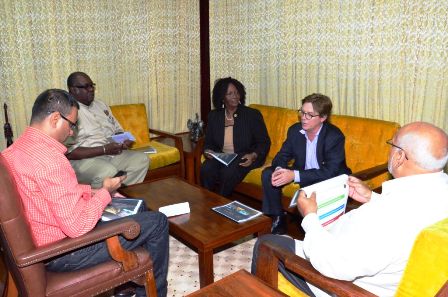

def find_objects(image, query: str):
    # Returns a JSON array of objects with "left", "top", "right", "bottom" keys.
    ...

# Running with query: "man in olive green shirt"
[{"left": 66, "top": 71, "right": 149, "bottom": 188}]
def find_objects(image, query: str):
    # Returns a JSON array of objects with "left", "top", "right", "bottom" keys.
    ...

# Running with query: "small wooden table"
[
  {"left": 185, "top": 269, "right": 287, "bottom": 296},
  {"left": 119, "top": 177, "right": 271, "bottom": 288},
  {"left": 155, "top": 132, "right": 201, "bottom": 184}
]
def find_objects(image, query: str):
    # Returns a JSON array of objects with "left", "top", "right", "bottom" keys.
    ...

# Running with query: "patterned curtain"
[
  {"left": 0, "top": 0, "right": 200, "bottom": 150},
  {"left": 210, "top": 0, "right": 448, "bottom": 133}
]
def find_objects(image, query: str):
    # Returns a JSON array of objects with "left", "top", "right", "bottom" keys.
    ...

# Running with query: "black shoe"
[
  {"left": 114, "top": 282, "right": 136, "bottom": 297},
  {"left": 271, "top": 214, "right": 287, "bottom": 235}
]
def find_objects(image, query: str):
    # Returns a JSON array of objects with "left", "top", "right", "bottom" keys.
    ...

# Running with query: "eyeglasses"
[
  {"left": 386, "top": 139, "right": 408, "bottom": 160},
  {"left": 59, "top": 113, "right": 77, "bottom": 130},
  {"left": 298, "top": 108, "right": 319, "bottom": 120},
  {"left": 72, "top": 83, "right": 96, "bottom": 90}
]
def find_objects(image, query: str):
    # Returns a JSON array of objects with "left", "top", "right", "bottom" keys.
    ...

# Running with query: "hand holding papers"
[
  {"left": 108, "top": 131, "right": 136, "bottom": 144},
  {"left": 290, "top": 174, "right": 349, "bottom": 228}
]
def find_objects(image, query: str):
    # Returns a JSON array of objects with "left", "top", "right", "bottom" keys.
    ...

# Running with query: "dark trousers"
[
  {"left": 262, "top": 166, "right": 285, "bottom": 215},
  {"left": 251, "top": 234, "right": 315, "bottom": 297},
  {"left": 200, "top": 157, "right": 251, "bottom": 197},
  {"left": 46, "top": 211, "right": 169, "bottom": 297}
]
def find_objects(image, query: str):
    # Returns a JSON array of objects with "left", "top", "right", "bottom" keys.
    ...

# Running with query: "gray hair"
[{"left": 398, "top": 132, "right": 448, "bottom": 171}]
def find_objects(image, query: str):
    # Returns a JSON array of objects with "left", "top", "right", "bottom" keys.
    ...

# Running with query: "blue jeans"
[{"left": 46, "top": 211, "right": 169, "bottom": 297}]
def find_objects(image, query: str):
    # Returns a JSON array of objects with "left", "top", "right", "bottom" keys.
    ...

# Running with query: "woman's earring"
[
  {"left": 239, "top": 100, "right": 241, "bottom": 104},
  {"left": 222, "top": 102, "right": 224, "bottom": 108}
]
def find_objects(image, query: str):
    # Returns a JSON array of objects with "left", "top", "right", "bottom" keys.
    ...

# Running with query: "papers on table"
[{"left": 212, "top": 201, "right": 262, "bottom": 223}]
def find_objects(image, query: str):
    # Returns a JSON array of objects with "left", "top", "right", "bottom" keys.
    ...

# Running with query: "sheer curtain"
[
  {"left": 210, "top": 0, "right": 448, "bottom": 133},
  {"left": 0, "top": 0, "right": 200, "bottom": 150}
]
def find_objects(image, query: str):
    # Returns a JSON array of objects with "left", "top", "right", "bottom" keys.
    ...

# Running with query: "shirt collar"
[{"left": 300, "top": 124, "right": 323, "bottom": 138}]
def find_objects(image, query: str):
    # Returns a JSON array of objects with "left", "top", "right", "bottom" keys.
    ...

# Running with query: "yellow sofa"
[
  {"left": 256, "top": 218, "right": 448, "bottom": 296},
  {"left": 232, "top": 104, "right": 400, "bottom": 211},
  {"left": 110, "top": 103, "right": 184, "bottom": 181}
]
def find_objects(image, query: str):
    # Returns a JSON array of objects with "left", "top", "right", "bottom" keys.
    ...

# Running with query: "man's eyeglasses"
[
  {"left": 298, "top": 108, "right": 320, "bottom": 120},
  {"left": 386, "top": 139, "right": 408, "bottom": 160},
  {"left": 72, "top": 83, "right": 96, "bottom": 90},
  {"left": 48, "top": 111, "right": 77, "bottom": 130}
]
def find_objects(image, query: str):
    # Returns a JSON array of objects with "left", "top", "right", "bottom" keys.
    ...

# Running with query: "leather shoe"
[
  {"left": 271, "top": 214, "right": 287, "bottom": 235},
  {"left": 114, "top": 282, "right": 136, "bottom": 297}
]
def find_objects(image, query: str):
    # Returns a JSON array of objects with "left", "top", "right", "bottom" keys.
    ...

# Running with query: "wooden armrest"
[
  {"left": 194, "top": 137, "right": 205, "bottom": 184},
  {"left": 16, "top": 218, "right": 140, "bottom": 267},
  {"left": 256, "top": 241, "right": 377, "bottom": 297},
  {"left": 351, "top": 163, "right": 388, "bottom": 181},
  {"left": 106, "top": 236, "right": 139, "bottom": 271},
  {"left": 149, "top": 128, "right": 185, "bottom": 177}
]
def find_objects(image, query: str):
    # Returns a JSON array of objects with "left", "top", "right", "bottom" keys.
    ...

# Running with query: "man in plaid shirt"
[{"left": 3, "top": 89, "right": 168, "bottom": 297}]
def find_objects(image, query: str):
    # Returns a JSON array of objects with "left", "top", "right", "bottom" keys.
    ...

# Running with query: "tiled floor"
[{"left": 167, "top": 235, "right": 256, "bottom": 296}]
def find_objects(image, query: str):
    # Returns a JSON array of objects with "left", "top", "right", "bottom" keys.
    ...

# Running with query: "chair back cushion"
[
  {"left": 331, "top": 115, "right": 400, "bottom": 189},
  {"left": 249, "top": 104, "right": 298, "bottom": 160},
  {"left": 395, "top": 218, "right": 448, "bottom": 296},
  {"left": 110, "top": 104, "right": 151, "bottom": 148},
  {"left": 0, "top": 153, "right": 46, "bottom": 295}
]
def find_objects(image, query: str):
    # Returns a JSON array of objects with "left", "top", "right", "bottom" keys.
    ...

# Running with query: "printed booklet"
[
  {"left": 208, "top": 151, "right": 238, "bottom": 166},
  {"left": 101, "top": 197, "right": 145, "bottom": 222},
  {"left": 212, "top": 200, "right": 262, "bottom": 223},
  {"left": 289, "top": 174, "right": 349, "bottom": 229},
  {"left": 143, "top": 146, "right": 157, "bottom": 154}
]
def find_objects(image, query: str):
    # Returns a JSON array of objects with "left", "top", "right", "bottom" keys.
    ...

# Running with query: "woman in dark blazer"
[{"left": 200, "top": 77, "right": 271, "bottom": 197}]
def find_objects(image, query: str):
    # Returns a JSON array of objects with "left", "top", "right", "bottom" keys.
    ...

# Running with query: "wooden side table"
[
  {"left": 177, "top": 132, "right": 201, "bottom": 184},
  {"left": 155, "top": 132, "right": 202, "bottom": 184},
  {"left": 186, "top": 269, "right": 287, "bottom": 296}
]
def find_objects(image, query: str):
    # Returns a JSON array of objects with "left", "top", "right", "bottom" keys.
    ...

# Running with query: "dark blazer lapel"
[
  {"left": 295, "top": 124, "right": 307, "bottom": 169},
  {"left": 216, "top": 110, "right": 225, "bottom": 149},
  {"left": 316, "top": 122, "right": 328, "bottom": 165}
]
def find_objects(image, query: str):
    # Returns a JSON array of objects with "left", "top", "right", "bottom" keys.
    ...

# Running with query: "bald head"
[{"left": 396, "top": 122, "right": 448, "bottom": 172}]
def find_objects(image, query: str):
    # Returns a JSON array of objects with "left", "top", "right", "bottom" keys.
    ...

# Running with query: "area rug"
[{"left": 167, "top": 235, "right": 257, "bottom": 296}]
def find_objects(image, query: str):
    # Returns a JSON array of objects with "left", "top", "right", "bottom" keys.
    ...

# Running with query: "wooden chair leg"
[
  {"left": 3, "top": 272, "right": 17, "bottom": 297},
  {"left": 144, "top": 270, "right": 158, "bottom": 297}
]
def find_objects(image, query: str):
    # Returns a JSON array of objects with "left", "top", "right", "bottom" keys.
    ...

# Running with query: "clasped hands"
[
  {"left": 104, "top": 140, "right": 133, "bottom": 155},
  {"left": 295, "top": 175, "right": 373, "bottom": 217}
]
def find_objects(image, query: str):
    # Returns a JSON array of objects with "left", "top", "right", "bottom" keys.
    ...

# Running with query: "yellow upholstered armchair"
[
  {"left": 110, "top": 103, "right": 184, "bottom": 181},
  {"left": 255, "top": 218, "right": 448, "bottom": 297}
]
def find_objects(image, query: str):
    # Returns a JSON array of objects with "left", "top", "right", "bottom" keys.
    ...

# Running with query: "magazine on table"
[
  {"left": 101, "top": 197, "right": 145, "bottom": 222},
  {"left": 208, "top": 151, "right": 238, "bottom": 166},
  {"left": 212, "top": 200, "right": 262, "bottom": 223},
  {"left": 289, "top": 174, "right": 349, "bottom": 229},
  {"left": 107, "top": 131, "right": 136, "bottom": 144}
]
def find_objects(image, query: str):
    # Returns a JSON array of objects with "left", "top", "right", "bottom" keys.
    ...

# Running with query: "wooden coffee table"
[
  {"left": 186, "top": 269, "right": 287, "bottom": 296},
  {"left": 119, "top": 177, "right": 271, "bottom": 287}
]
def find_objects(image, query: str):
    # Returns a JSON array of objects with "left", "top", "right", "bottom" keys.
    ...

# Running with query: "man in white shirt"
[
  {"left": 66, "top": 72, "right": 149, "bottom": 188},
  {"left": 251, "top": 121, "right": 448, "bottom": 297}
]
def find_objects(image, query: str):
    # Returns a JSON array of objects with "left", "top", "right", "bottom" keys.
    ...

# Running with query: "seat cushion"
[
  {"left": 278, "top": 272, "right": 308, "bottom": 296},
  {"left": 134, "top": 141, "right": 180, "bottom": 170}
]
